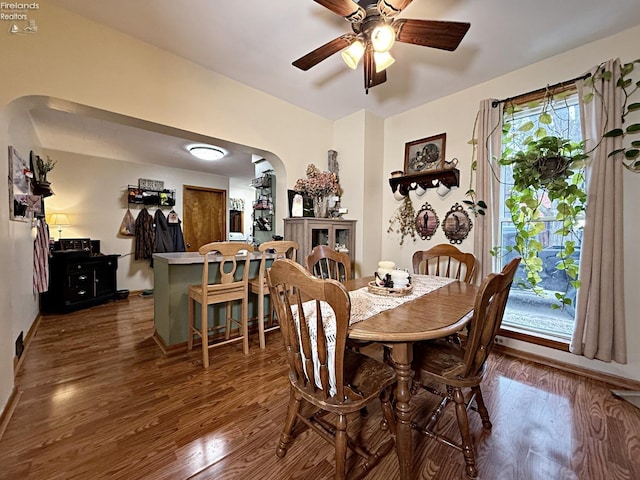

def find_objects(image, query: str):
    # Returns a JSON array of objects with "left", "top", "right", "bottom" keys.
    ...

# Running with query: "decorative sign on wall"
[
  {"left": 8, "top": 146, "right": 42, "bottom": 222},
  {"left": 138, "top": 178, "right": 165, "bottom": 191}
]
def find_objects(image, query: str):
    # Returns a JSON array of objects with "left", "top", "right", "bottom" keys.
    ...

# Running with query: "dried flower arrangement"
[
  {"left": 387, "top": 196, "right": 417, "bottom": 245},
  {"left": 294, "top": 163, "right": 340, "bottom": 198}
]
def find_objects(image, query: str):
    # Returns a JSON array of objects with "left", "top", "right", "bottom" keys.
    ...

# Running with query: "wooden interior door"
[{"left": 182, "top": 185, "right": 226, "bottom": 252}]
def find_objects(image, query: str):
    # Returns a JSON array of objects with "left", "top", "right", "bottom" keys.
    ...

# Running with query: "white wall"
[
  {"left": 0, "top": 102, "right": 43, "bottom": 410},
  {"left": 333, "top": 110, "right": 386, "bottom": 277},
  {"left": 382, "top": 25, "right": 640, "bottom": 381}
]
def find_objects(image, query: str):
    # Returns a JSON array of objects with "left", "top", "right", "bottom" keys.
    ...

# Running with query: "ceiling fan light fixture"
[
  {"left": 374, "top": 51, "right": 395, "bottom": 72},
  {"left": 188, "top": 144, "right": 226, "bottom": 161},
  {"left": 341, "top": 39, "right": 365, "bottom": 69},
  {"left": 371, "top": 24, "right": 395, "bottom": 53}
]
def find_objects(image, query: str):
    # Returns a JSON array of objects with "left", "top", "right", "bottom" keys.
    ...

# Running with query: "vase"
[{"left": 313, "top": 196, "right": 329, "bottom": 218}]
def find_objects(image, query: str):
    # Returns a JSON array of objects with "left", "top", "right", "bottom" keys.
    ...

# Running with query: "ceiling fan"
[{"left": 293, "top": 0, "right": 470, "bottom": 93}]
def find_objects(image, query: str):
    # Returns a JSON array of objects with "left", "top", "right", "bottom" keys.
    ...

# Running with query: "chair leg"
[
  {"left": 334, "top": 414, "right": 348, "bottom": 480},
  {"left": 276, "top": 388, "right": 301, "bottom": 458},
  {"left": 258, "top": 290, "right": 266, "bottom": 349},
  {"left": 472, "top": 385, "right": 492, "bottom": 430},
  {"left": 187, "top": 297, "right": 194, "bottom": 351},
  {"left": 201, "top": 302, "right": 210, "bottom": 369},
  {"left": 452, "top": 387, "right": 478, "bottom": 479},
  {"left": 242, "top": 293, "right": 249, "bottom": 355},
  {"left": 225, "top": 301, "right": 232, "bottom": 340},
  {"left": 379, "top": 387, "right": 396, "bottom": 436}
]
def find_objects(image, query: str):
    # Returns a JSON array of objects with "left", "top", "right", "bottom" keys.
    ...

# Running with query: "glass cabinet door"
[
  {"left": 334, "top": 228, "right": 351, "bottom": 254},
  {"left": 311, "top": 227, "right": 330, "bottom": 249}
]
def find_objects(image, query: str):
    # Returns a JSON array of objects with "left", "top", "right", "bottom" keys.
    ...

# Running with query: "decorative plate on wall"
[
  {"left": 415, "top": 202, "right": 439, "bottom": 240},
  {"left": 442, "top": 203, "right": 472, "bottom": 244}
]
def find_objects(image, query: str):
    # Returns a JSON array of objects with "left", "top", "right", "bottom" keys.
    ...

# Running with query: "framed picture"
[
  {"left": 415, "top": 202, "right": 440, "bottom": 240},
  {"left": 442, "top": 203, "right": 473, "bottom": 244},
  {"left": 404, "top": 133, "right": 446, "bottom": 175},
  {"left": 8, "top": 146, "right": 35, "bottom": 222}
]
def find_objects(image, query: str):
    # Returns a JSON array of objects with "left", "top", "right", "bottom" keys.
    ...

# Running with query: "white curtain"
[
  {"left": 572, "top": 59, "right": 627, "bottom": 363},
  {"left": 473, "top": 99, "right": 503, "bottom": 280}
]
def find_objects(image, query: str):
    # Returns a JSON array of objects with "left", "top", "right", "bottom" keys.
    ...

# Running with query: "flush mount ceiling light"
[
  {"left": 188, "top": 145, "right": 226, "bottom": 161},
  {"left": 292, "top": 0, "right": 470, "bottom": 93}
]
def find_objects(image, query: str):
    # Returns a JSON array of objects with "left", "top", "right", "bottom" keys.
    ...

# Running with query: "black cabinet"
[{"left": 41, "top": 253, "right": 119, "bottom": 313}]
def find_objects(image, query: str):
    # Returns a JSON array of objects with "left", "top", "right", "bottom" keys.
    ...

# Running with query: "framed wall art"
[
  {"left": 8, "top": 146, "right": 41, "bottom": 222},
  {"left": 404, "top": 133, "right": 446, "bottom": 175},
  {"left": 442, "top": 203, "right": 473, "bottom": 244},
  {"left": 415, "top": 202, "right": 439, "bottom": 240}
]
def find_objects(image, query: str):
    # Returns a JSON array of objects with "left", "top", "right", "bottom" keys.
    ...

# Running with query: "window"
[{"left": 496, "top": 89, "right": 585, "bottom": 340}]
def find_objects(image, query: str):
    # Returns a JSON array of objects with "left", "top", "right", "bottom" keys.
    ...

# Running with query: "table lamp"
[{"left": 49, "top": 213, "right": 70, "bottom": 240}]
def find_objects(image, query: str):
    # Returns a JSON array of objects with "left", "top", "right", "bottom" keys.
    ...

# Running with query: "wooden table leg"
[{"left": 391, "top": 342, "right": 413, "bottom": 480}]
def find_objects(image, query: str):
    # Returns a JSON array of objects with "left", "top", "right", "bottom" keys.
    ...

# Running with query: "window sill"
[{"left": 498, "top": 325, "right": 570, "bottom": 352}]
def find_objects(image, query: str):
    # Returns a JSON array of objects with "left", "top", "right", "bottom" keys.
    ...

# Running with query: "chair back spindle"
[
  {"left": 306, "top": 245, "right": 352, "bottom": 283},
  {"left": 412, "top": 244, "right": 477, "bottom": 284}
]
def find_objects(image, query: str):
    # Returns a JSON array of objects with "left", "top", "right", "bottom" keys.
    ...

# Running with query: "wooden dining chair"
[
  {"left": 410, "top": 244, "right": 478, "bottom": 361},
  {"left": 410, "top": 257, "right": 521, "bottom": 479},
  {"left": 306, "top": 245, "right": 352, "bottom": 283},
  {"left": 412, "top": 244, "right": 477, "bottom": 283},
  {"left": 267, "top": 259, "right": 397, "bottom": 480},
  {"left": 187, "top": 241, "right": 252, "bottom": 369},
  {"left": 248, "top": 240, "right": 298, "bottom": 349}
]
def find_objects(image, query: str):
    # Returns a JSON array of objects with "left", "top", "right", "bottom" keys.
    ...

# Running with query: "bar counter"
[{"left": 152, "top": 251, "right": 267, "bottom": 352}]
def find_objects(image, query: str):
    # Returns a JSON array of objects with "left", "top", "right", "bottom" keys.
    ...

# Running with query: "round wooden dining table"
[{"left": 344, "top": 276, "right": 479, "bottom": 480}]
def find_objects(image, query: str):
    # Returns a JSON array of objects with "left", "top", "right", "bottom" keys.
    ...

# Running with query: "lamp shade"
[
  {"left": 371, "top": 24, "right": 395, "bottom": 53},
  {"left": 374, "top": 51, "right": 395, "bottom": 72},
  {"left": 341, "top": 40, "right": 365, "bottom": 69},
  {"left": 49, "top": 213, "right": 70, "bottom": 226}
]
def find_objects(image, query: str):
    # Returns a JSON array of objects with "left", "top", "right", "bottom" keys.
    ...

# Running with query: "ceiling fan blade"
[
  {"left": 293, "top": 34, "right": 355, "bottom": 71},
  {"left": 364, "top": 47, "right": 387, "bottom": 93},
  {"left": 394, "top": 19, "right": 470, "bottom": 51},
  {"left": 313, "top": 0, "right": 366, "bottom": 22},
  {"left": 377, "top": 0, "right": 414, "bottom": 17}
]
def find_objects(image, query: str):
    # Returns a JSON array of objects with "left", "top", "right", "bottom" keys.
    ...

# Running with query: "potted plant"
[{"left": 36, "top": 155, "right": 57, "bottom": 184}]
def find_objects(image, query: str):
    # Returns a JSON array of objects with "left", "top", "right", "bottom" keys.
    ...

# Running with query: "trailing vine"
[{"left": 583, "top": 59, "right": 640, "bottom": 171}]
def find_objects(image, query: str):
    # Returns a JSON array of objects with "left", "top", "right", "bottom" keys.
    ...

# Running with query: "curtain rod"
[{"left": 491, "top": 72, "right": 592, "bottom": 108}]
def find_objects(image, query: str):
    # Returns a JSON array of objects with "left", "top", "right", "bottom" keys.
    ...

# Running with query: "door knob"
[{"left": 186, "top": 242, "right": 191, "bottom": 248}]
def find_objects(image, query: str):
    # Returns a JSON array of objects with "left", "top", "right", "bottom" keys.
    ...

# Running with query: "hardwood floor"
[{"left": 1, "top": 295, "right": 639, "bottom": 479}]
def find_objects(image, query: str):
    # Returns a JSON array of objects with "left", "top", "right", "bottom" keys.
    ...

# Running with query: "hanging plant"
[
  {"left": 497, "top": 131, "right": 587, "bottom": 308},
  {"left": 387, "top": 195, "right": 417, "bottom": 245}
]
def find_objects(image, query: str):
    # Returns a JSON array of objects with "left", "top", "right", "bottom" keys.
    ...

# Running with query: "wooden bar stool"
[
  {"left": 248, "top": 240, "right": 298, "bottom": 349},
  {"left": 187, "top": 241, "right": 252, "bottom": 368}
]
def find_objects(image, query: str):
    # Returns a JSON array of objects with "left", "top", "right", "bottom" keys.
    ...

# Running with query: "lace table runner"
[{"left": 292, "top": 275, "right": 455, "bottom": 395}]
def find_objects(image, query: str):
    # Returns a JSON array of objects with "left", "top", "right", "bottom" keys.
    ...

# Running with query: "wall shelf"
[
  {"left": 388, "top": 168, "right": 460, "bottom": 195},
  {"left": 127, "top": 185, "right": 175, "bottom": 207}
]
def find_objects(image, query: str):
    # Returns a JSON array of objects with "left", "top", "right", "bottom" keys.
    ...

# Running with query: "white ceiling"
[{"left": 33, "top": 0, "right": 640, "bottom": 177}]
